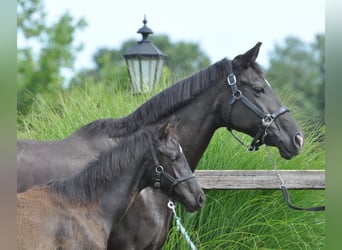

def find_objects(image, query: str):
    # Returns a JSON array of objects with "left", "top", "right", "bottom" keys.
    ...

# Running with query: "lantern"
[{"left": 124, "top": 16, "right": 166, "bottom": 93}]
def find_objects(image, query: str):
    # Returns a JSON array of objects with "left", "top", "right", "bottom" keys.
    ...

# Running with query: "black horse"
[
  {"left": 17, "top": 43, "right": 304, "bottom": 249},
  {"left": 17, "top": 120, "right": 205, "bottom": 249}
]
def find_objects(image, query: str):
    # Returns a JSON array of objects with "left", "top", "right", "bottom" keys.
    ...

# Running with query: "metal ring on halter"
[
  {"left": 262, "top": 114, "right": 274, "bottom": 127},
  {"left": 155, "top": 165, "right": 164, "bottom": 173},
  {"left": 233, "top": 90, "right": 242, "bottom": 99}
]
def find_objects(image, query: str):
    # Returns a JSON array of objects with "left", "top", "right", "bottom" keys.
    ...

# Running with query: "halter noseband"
[
  {"left": 148, "top": 136, "right": 195, "bottom": 196},
  {"left": 225, "top": 60, "right": 289, "bottom": 151}
]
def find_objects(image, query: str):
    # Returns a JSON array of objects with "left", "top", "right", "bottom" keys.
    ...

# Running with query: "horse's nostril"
[
  {"left": 294, "top": 133, "right": 304, "bottom": 148},
  {"left": 198, "top": 194, "right": 205, "bottom": 207}
]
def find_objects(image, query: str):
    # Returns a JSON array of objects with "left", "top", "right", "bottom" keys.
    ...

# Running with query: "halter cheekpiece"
[
  {"left": 225, "top": 60, "right": 289, "bottom": 151},
  {"left": 148, "top": 135, "right": 195, "bottom": 196}
]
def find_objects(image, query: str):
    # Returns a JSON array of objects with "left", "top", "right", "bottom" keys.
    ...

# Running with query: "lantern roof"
[{"left": 124, "top": 16, "right": 166, "bottom": 58}]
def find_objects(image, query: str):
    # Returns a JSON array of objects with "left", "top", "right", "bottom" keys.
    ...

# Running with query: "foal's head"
[{"left": 147, "top": 119, "right": 205, "bottom": 212}]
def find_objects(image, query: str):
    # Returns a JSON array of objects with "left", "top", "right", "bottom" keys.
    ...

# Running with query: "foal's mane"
[
  {"left": 49, "top": 128, "right": 154, "bottom": 204},
  {"left": 73, "top": 58, "right": 230, "bottom": 138}
]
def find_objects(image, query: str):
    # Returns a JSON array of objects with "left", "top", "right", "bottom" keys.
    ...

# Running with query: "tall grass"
[{"left": 17, "top": 82, "right": 325, "bottom": 249}]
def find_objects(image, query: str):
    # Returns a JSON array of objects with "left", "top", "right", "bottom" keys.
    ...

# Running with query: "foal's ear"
[
  {"left": 233, "top": 42, "right": 262, "bottom": 70},
  {"left": 154, "top": 116, "right": 180, "bottom": 140}
]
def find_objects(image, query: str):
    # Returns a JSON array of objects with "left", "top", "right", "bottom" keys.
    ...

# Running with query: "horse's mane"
[
  {"left": 48, "top": 128, "right": 154, "bottom": 204},
  {"left": 73, "top": 58, "right": 230, "bottom": 138}
]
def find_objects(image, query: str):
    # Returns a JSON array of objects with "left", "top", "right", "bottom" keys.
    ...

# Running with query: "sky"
[{"left": 25, "top": 0, "right": 325, "bottom": 74}]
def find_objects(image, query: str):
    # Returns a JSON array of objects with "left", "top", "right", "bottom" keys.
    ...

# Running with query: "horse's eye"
[
  {"left": 170, "top": 155, "right": 178, "bottom": 161},
  {"left": 253, "top": 86, "right": 264, "bottom": 94}
]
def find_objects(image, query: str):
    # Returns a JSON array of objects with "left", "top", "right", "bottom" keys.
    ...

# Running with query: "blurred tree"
[
  {"left": 266, "top": 34, "right": 325, "bottom": 127},
  {"left": 70, "top": 47, "right": 129, "bottom": 89},
  {"left": 17, "top": 0, "right": 87, "bottom": 115},
  {"left": 150, "top": 35, "right": 211, "bottom": 77},
  {"left": 70, "top": 34, "right": 211, "bottom": 88}
]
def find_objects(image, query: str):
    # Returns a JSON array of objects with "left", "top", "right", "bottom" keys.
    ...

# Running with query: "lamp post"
[{"left": 124, "top": 16, "right": 166, "bottom": 94}]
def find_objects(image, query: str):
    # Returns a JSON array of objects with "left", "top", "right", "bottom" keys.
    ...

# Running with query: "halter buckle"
[{"left": 227, "top": 74, "right": 237, "bottom": 85}]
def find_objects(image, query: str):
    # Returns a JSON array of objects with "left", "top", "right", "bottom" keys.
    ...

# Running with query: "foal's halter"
[
  {"left": 148, "top": 136, "right": 195, "bottom": 196},
  {"left": 225, "top": 60, "right": 289, "bottom": 151}
]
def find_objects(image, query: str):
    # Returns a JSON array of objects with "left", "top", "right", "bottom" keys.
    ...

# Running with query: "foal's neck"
[{"left": 95, "top": 144, "right": 154, "bottom": 236}]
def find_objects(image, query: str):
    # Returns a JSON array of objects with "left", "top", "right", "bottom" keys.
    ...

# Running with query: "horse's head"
[
  {"left": 220, "top": 42, "right": 304, "bottom": 159},
  {"left": 150, "top": 118, "right": 205, "bottom": 212}
]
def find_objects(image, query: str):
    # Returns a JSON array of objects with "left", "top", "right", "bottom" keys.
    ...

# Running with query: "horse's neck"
[{"left": 172, "top": 84, "right": 226, "bottom": 169}]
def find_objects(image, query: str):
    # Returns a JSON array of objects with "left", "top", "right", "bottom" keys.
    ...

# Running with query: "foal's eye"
[{"left": 253, "top": 86, "right": 264, "bottom": 94}]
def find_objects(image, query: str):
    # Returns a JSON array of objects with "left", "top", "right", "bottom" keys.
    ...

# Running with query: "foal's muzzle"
[{"left": 153, "top": 166, "right": 196, "bottom": 197}]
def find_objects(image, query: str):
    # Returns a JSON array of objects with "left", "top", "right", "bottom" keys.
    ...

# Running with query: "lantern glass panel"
[
  {"left": 155, "top": 58, "right": 164, "bottom": 87},
  {"left": 140, "top": 58, "right": 153, "bottom": 92},
  {"left": 141, "top": 58, "right": 157, "bottom": 92},
  {"left": 126, "top": 56, "right": 164, "bottom": 93},
  {"left": 126, "top": 57, "right": 141, "bottom": 93}
]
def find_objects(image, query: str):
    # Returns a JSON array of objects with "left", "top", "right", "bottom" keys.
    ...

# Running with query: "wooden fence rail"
[{"left": 194, "top": 170, "right": 325, "bottom": 190}]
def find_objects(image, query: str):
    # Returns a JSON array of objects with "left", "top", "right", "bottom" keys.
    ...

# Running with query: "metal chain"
[
  {"left": 265, "top": 146, "right": 285, "bottom": 187},
  {"left": 167, "top": 200, "right": 197, "bottom": 250}
]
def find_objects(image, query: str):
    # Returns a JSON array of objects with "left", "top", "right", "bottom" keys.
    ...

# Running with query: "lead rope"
[
  {"left": 167, "top": 200, "right": 198, "bottom": 250},
  {"left": 265, "top": 146, "right": 325, "bottom": 211}
]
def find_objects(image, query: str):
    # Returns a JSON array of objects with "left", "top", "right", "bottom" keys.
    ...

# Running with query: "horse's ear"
[
  {"left": 154, "top": 116, "right": 180, "bottom": 140},
  {"left": 233, "top": 42, "right": 262, "bottom": 70}
]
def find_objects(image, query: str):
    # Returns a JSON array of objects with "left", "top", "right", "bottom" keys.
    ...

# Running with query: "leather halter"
[
  {"left": 225, "top": 60, "right": 289, "bottom": 151},
  {"left": 148, "top": 136, "right": 195, "bottom": 197}
]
